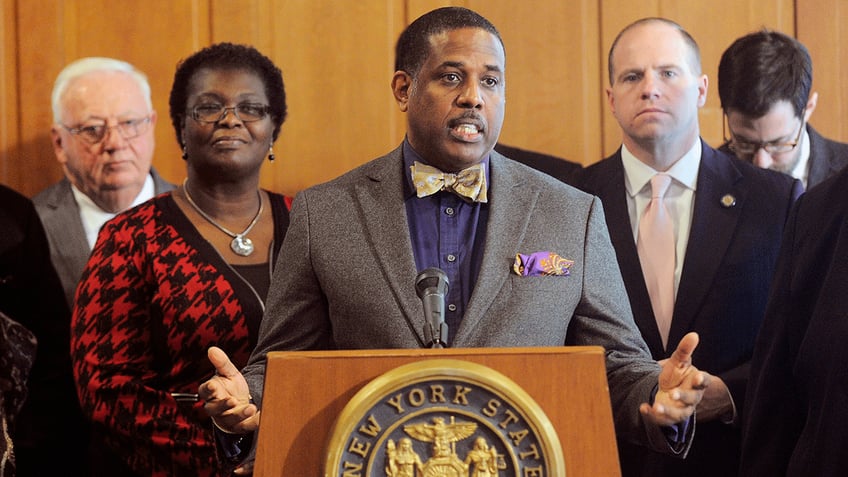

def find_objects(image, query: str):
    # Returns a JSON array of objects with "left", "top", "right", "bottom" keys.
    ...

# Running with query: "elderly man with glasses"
[
  {"left": 34, "top": 57, "right": 174, "bottom": 309},
  {"left": 24, "top": 58, "right": 172, "bottom": 476},
  {"left": 718, "top": 29, "right": 848, "bottom": 190}
]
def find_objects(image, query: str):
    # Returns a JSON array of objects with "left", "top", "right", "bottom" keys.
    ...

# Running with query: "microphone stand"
[{"left": 427, "top": 321, "right": 448, "bottom": 349}]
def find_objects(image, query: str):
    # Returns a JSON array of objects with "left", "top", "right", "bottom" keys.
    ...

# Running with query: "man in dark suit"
[
  {"left": 33, "top": 57, "right": 174, "bottom": 308},
  {"left": 494, "top": 143, "right": 582, "bottom": 184},
  {"left": 740, "top": 163, "right": 848, "bottom": 477},
  {"left": 718, "top": 29, "right": 848, "bottom": 189},
  {"left": 198, "top": 8, "right": 710, "bottom": 474},
  {"left": 580, "top": 18, "right": 802, "bottom": 477}
]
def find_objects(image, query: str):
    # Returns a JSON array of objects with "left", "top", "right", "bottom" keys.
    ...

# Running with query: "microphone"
[{"left": 415, "top": 267, "right": 450, "bottom": 348}]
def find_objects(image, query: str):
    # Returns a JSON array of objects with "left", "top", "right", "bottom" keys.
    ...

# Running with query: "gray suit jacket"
[
  {"left": 244, "top": 145, "right": 686, "bottom": 452},
  {"left": 33, "top": 169, "right": 175, "bottom": 307}
]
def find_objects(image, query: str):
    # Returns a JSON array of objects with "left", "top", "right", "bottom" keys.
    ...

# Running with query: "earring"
[
  {"left": 268, "top": 145, "right": 275, "bottom": 162},
  {"left": 181, "top": 147, "right": 187, "bottom": 160}
]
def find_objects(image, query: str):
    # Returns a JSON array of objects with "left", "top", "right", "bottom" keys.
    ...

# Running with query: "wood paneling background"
[
  {"left": 797, "top": 0, "right": 848, "bottom": 142},
  {"left": 0, "top": 1, "right": 839, "bottom": 198}
]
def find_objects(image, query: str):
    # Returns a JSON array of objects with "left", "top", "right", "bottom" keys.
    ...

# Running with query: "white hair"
[{"left": 51, "top": 57, "right": 152, "bottom": 122}]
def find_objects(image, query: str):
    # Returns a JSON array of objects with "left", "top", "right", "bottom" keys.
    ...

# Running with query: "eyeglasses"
[
  {"left": 724, "top": 115, "right": 805, "bottom": 156},
  {"left": 62, "top": 116, "right": 152, "bottom": 145},
  {"left": 190, "top": 103, "right": 270, "bottom": 123}
]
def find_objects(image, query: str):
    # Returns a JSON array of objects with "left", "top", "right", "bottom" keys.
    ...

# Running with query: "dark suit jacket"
[
  {"left": 494, "top": 143, "right": 582, "bottom": 185},
  {"left": 33, "top": 169, "right": 175, "bottom": 307},
  {"left": 741, "top": 166, "right": 848, "bottom": 477},
  {"left": 244, "top": 145, "right": 690, "bottom": 457},
  {"left": 0, "top": 184, "right": 87, "bottom": 476},
  {"left": 579, "top": 141, "right": 802, "bottom": 477},
  {"left": 719, "top": 124, "right": 848, "bottom": 189},
  {"left": 805, "top": 125, "right": 848, "bottom": 188}
]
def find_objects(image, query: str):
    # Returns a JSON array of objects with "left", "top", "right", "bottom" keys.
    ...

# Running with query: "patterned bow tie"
[{"left": 410, "top": 161, "right": 488, "bottom": 203}]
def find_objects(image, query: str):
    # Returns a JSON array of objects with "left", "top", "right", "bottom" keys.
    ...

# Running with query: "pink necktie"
[{"left": 637, "top": 173, "right": 675, "bottom": 349}]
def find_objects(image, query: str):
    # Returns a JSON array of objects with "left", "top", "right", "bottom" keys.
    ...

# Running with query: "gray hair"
[{"left": 51, "top": 57, "right": 152, "bottom": 122}]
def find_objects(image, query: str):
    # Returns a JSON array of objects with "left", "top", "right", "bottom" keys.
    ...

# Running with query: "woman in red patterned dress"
[{"left": 71, "top": 43, "right": 290, "bottom": 477}]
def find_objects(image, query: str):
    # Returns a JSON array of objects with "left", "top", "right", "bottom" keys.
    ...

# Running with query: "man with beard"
[{"left": 718, "top": 29, "right": 848, "bottom": 189}]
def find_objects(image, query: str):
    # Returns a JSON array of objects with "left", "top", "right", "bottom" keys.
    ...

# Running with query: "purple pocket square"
[{"left": 513, "top": 251, "right": 574, "bottom": 277}]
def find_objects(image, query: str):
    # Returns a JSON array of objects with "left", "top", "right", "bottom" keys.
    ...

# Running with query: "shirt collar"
[
  {"left": 401, "top": 138, "right": 491, "bottom": 199},
  {"left": 621, "top": 138, "right": 701, "bottom": 197},
  {"left": 790, "top": 127, "right": 811, "bottom": 186},
  {"left": 71, "top": 173, "right": 156, "bottom": 211},
  {"left": 71, "top": 174, "right": 156, "bottom": 248}
]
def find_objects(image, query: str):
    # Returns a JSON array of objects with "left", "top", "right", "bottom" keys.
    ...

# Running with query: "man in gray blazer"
[
  {"left": 199, "top": 7, "right": 709, "bottom": 473},
  {"left": 34, "top": 57, "right": 174, "bottom": 307},
  {"left": 718, "top": 29, "right": 848, "bottom": 189}
]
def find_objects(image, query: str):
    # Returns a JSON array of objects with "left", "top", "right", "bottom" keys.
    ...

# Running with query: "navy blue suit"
[{"left": 579, "top": 141, "right": 802, "bottom": 477}]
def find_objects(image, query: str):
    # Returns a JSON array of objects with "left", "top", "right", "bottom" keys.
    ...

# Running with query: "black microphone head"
[{"left": 415, "top": 267, "right": 449, "bottom": 298}]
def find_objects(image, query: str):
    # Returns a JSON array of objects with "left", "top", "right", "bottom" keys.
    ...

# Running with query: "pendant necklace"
[{"left": 182, "top": 179, "right": 264, "bottom": 257}]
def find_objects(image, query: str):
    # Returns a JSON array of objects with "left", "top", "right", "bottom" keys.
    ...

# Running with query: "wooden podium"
[{"left": 255, "top": 346, "right": 620, "bottom": 476}]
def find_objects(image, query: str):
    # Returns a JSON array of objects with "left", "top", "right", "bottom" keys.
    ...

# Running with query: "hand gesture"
[
  {"left": 198, "top": 346, "right": 260, "bottom": 435},
  {"left": 695, "top": 374, "right": 734, "bottom": 423},
  {"left": 640, "top": 332, "right": 710, "bottom": 426}
]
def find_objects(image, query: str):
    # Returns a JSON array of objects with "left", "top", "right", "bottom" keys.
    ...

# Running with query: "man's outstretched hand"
[
  {"left": 641, "top": 332, "right": 711, "bottom": 426},
  {"left": 198, "top": 346, "right": 261, "bottom": 435}
]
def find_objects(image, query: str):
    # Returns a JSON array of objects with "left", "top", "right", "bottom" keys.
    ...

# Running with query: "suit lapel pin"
[{"left": 720, "top": 194, "right": 736, "bottom": 208}]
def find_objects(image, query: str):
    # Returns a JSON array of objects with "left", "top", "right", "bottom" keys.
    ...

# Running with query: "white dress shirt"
[
  {"left": 71, "top": 174, "right": 156, "bottom": 249},
  {"left": 621, "top": 139, "right": 702, "bottom": 296},
  {"left": 791, "top": 128, "right": 811, "bottom": 188}
]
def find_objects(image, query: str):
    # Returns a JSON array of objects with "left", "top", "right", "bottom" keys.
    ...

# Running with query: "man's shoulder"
[
  {"left": 784, "top": 166, "right": 848, "bottom": 251},
  {"left": 32, "top": 179, "right": 73, "bottom": 211},
  {"left": 799, "top": 164, "right": 848, "bottom": 211},
  {"left": 311, "top": 152, "right": 398, "bottom": 191},
  {"left": 575, "top": 152, "right": 622, "bottom": 194},
  {"left": 493, "top": 143, "right": 582, "bottom": 185},
  {"left": 701, "top": 146, "right": 802, "bottom": 216},
  {"left": 581, "top": 153, "right": 620, "bottom": 175},
  {"left": 809, "top": 124, "right": 848, "bottom": 152},
  {"left": 150, "top": 168, "right": 176, "bottom": 194},
  {"left": 291, "top": 150, "right": 403, "bottom": 212},
  {"left": 808, "top": 126, "right": 848, "bottom": 174},
  {"left": 492, "top": 154, "right": 596, "bottom": 208}
]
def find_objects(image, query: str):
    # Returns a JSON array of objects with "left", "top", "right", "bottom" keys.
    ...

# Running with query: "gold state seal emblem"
[{"left": 324, "top": 359, "right": 564, "bottom": 476}]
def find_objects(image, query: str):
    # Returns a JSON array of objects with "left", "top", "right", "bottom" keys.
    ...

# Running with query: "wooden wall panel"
[
  {"left": 477, "top": 0, "right": 602, "bottom": 167},
  {"left": 13, "top": 0, "right": 65, "bottom": 197},
  {"left": 2, "top": 1, "right": 846, "bottom": 197},
  {"left": 599, "top": 0, "right": 794, "bottom": 161},
  {"left": 260, "top": 0, "right": 404, "bottom": 196},
  {"left": 797, "top": 0, "right": 848, "bottom": 143},
  {"left": 0, "top": 0, "right": 17, "bottom": 183},
  {"left": 205, "top": 0, "right": 404, "bottom": 196},
  {"left": 14, "top": 0, "right": 210, "bottom": 196}
]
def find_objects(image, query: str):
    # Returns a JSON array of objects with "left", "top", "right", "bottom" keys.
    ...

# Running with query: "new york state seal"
[{"left": 324, "top": 359, "right": 564, "bottom": 476}]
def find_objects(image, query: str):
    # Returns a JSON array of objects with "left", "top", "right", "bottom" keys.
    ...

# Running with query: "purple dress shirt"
[{"left": 402, "top": 140, "right": 489, "bottom": 344}]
